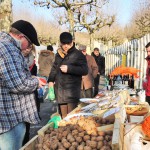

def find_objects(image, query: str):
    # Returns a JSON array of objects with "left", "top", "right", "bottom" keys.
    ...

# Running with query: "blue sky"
[
  {"left": 103, "top": 0, "right": 133, "bottom": 26},
  {"left": 116, "top": 0, "right": 132, "bottom": 26},
  {"left": 12, "top": 0, "right": 133, "bottom": 27}
]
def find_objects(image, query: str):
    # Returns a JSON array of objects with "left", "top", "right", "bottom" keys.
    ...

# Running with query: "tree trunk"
[
  {"left": 68, "top": 9, "right": 75, "bottom": 39},
  {"left": 0, "top": 0, "right": 12, "bottom": 32},
  {"left": 90, "top": 33, "right": 94, "bottom": 52}
]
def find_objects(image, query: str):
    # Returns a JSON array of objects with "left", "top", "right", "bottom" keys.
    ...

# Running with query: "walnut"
[
  {"left": 76, "top": 136, "right": 82, "bottom": 143},
  {"left": 69, "top": 146, "right": 76, "bottom": 150},
  {"left": 72, "top": 129, "right": 78, "bottom": 136},
  {"left": 96, "top": 136, "right": 104, "bottom": 141},
  {"left": 78, "top": 132, "right": 85, "bottom": 137},
  {"left": 88, "top": 141, "right": 97, "bottom": 149},
  {"left": 63, "top": 141, "right": 71, "bottom": 149},
  {"left": 83, "top": 135, "right": 90, "bottom": 141},
  {"left": 62, "top": 130, "right": 68, "bottom": 137},
  {"left": 84, "top": 146, "right": 92, "bottom": 150},
  {"left": 72, "top": 142, "right": 78, "bottom": 148},
  {"left": 77, "top": 145, "right": 84, "bottom": 150},
  {"left": 97, "top": 141, "right": 104, "bottom": 149}
]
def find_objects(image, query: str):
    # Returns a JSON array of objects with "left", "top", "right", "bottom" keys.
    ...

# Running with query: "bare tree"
[
  {"left": 125, "top": 0, "right": 150, "bottom": 40},
  {"left": 95, "top": 24, "right": 125, "bottom": 46},
  {"left": 0, "top": 0, "right": 12, "bottom": 32},
  {"left": 34, "top": 0, "right": 108, "bottom": 38},
  {"left": 35, "top": 18, "right": 61, "bottom": 45},
  {"left": 75, "top": 6, "right": 115, "bottom": 50},
  {"left": 135, "top": 9, "right": 150, "bottom": 36},
  {"left": 13, "top": 2, "right": 61, "bottom": 45}
]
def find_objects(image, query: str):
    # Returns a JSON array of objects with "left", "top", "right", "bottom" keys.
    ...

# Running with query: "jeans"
[{"left": 0, "top": 122, "right": 26, "bottom": 150}]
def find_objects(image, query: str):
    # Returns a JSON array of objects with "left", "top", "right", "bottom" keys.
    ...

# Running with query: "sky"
[
  {"left": 112, "top": 0, "right": 133, "bottom": 26},
  {"left": 12, "top": 0, "right": 134, "bottom": 27}
]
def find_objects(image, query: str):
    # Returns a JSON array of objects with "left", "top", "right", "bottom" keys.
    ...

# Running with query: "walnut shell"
[
  {"left": 84, "top": 146, "right": 92, "bottom": 150},
  {"left": 83, "top": 135, "right": 90, "bottom": 141}
]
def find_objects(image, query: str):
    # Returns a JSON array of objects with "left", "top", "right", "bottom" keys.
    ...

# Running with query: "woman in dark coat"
[{"left": 48, "top": 32, "right": 88, "bottom": 118}]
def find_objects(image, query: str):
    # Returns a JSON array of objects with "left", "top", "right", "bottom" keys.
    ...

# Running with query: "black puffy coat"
[
  {"left": 91, "top": 52, "right": 105, "bottom": 75},
  {"left": 48, "top": 45, "right": 88, "bottom": 104}
]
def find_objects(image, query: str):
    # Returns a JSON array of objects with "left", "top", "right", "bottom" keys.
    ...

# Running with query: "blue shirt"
[{"left": 0, "top": 32, "right": 40, "bottom": 134}]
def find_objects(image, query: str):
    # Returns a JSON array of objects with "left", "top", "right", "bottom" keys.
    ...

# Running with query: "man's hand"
[
  {"left": 60, "top": 65, "right": 68, "bottom": 73},
  {"left": 35, "top": 77, "right": 46, "bottom": 88}
]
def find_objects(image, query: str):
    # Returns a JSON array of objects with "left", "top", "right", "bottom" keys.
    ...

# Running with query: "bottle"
[
  {"left": 128, "top": 75, "right": 131, "bottom": 88},
  {"left": 109, "top": 76, "right": 113, "bottom": 86},
  {"left": 38, "top": 87, "right": 44, "bottom": 102},
  {"left": 130, "top": 75, "right": 134, "bottom": 89},
  {"left": 113, "top": 75, "right": 116, "bottom": 85},
  {"left": 122, "top": 75, "right": 125, "bottom": 84},
  {"left": 116, "top": 74, "right": 122, "bottom": 85}
]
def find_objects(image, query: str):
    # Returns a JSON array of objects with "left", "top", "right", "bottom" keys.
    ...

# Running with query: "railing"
[{"left": 105, "top": 33, "right": 150, "bottom": 89}]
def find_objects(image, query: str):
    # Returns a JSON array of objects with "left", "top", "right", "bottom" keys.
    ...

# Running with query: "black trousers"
[
  {"left": 22, "top": 122, "right": 30, "bottom": 146},
  {"left": 94, "top": 74, "right": 100, "bottom": 96},
  {"left": 58, "top": 102, "right": 78, "bottom": 119},
  {"left": 146, "top": 96, "right": 150, "bottom": 105}
]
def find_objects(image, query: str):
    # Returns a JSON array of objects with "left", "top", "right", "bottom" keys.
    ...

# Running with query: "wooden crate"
[
  {"left": 19, "top": 135, "right": 38, "bottom": 150},
  {"left": 37, "top": 122, "right": 54, "bottom": 137},
  {"left": 21, "top": 102, "right": 126, "bottom": 150},
  {"left": 97, "top": 123, "right": 124, "bottom": 150},
  {"left": 112, "top": 118, "right": 124, "bottom": 150}
]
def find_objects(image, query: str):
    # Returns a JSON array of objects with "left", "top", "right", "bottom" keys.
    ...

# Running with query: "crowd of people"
[{"left": 0, "top": 19, "right": 106, "bottom": 149}]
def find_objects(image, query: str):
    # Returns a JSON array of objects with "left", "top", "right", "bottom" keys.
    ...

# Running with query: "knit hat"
[
  {"left": 78, "top": 44, "right": 86, "bottom": 51},
  {"left": 47, "top": 45, "right": 53, "bottom": 51},
  {"left": 60, "top": 32, "right": 72, "bottom": 44},
  {"left": 11, "top": 20, "right": 40, "bottom": 46}
]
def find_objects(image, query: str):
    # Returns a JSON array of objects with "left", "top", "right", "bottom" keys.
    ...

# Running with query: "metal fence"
[{"left": 105, "top": 33, "right": 150, "bottom": 89}]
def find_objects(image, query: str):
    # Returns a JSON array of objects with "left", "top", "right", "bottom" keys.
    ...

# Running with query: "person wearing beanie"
[
  {"left": 38, "top": 45, "right": 55, "bottom": 78},
  {"left": 0, "top": 20, "right": 46, "bottom": 149},
  {"left": 79, "top": 44, "right": 98, "bottom": 98},
  {"left": 48, "top": 32, "right": 88, "bottom": 118},
  {"left": 47, "top": 45, "right": 53, "bottom": 51}
]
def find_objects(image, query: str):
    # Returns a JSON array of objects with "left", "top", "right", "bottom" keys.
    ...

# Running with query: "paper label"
[
  {"left": 103, "top": 107, "right": 120, "bottom": 118},
  {"left": 98, "top": 100, "right": 109, "bottom": 107},
  {"left": 130, "top": 115, "right": 144, "bottom": 123}
]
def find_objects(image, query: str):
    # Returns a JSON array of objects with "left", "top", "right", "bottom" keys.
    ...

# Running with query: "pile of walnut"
[
  {"left": 59, "top": 116, "right": 114, "bottom": 135},
  {"left": 35, "top": 116, "right": 114, "bottom": 150}
]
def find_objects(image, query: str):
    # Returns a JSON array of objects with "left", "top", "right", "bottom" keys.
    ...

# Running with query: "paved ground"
[
  {"left": 29, "top": 76, "right": 106, "bottom": 140},
  {"left": 29, "top": 101, "right": 57, "bottom": 139}
]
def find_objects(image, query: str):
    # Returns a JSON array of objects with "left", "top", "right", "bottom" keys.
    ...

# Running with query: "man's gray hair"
[{"left": 9, "top": 27, "right": 22, "bottom": 35}]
